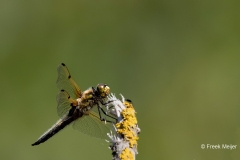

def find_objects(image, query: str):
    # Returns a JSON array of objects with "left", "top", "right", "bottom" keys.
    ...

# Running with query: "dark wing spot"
[{"left": 60, "top": 89, "right": 70, "bottom": 99}]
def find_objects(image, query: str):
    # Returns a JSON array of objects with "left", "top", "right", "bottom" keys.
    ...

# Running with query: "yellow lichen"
[
  {"left": 115, "top": 100, "right": 139, "bottom": 149},
  {"left": 119, "top": 148, "right": 134, "bottom": 160}
]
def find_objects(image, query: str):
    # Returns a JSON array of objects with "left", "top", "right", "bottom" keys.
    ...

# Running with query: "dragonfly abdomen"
[{"left": 31, "top": 116, "right": 75, "bottom": 146}]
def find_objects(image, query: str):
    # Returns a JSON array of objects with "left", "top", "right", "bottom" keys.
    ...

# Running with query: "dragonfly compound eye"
[{"left": 97, "top": 84, "right": 110, "bottom": 98}]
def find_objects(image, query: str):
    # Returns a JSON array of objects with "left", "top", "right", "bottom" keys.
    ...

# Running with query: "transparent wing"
[
  {"left": 72, "top": 105, "right": 114, "bottom": 139},
  {"left": 57, "top": 63, "right": 81, "bottom": 99},
  {"left": 56, "top": 90, "right": 78, "bottom": 117}
]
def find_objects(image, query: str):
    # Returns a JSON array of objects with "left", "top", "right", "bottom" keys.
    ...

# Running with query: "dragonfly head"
[{"left": 96, "top": 83, "right": 110, "bottom": 98}]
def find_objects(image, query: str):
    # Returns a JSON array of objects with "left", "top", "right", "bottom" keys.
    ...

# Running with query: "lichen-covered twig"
[{"left": 106, "top": 94, "right": 140, "bottom": 160}]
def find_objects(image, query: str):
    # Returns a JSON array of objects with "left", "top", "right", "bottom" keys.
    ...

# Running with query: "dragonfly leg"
[
  {"left": 100, "top": 99, "right": 114, "bottom": 105},
  {"left": 97, "top": 103, "right": 117, "bottom": 123}
]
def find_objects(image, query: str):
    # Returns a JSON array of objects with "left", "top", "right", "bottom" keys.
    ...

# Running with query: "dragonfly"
[{"left": 31, "top": 63, "right": 115, "bottom": 146}]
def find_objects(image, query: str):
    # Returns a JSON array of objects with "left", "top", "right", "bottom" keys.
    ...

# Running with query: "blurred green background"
[{"left": 1, "top": 0, "right": 240, "bottom": 159}]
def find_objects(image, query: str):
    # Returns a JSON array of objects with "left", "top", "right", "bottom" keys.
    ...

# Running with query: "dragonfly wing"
[
  {"left": 57, "top": 63, "right": 81, "bottom": 99},
  {"left": 56, "top": 90, "right": 78, "bottom": 117},
  {"left": 72, "top": 106, "right": 113, "bottom": 139}
]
